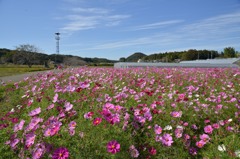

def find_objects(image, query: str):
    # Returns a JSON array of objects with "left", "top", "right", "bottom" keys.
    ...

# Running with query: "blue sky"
[{"left": 1, "top": 0, "right": 240, "bottom": 60}]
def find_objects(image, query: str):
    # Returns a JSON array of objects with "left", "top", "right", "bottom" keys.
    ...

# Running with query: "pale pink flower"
[
  {"left": 129, "top": 145, "right": 139, "bottom": 158},
  {"left": 13, "top": 120, "right": 25, "bottom": 132},
  {"left": 64, "top": 102, "right": 73, "bottom": 111},
  {"left": 29, "top": 107, "right": 41, "bottom": 117},
  {"left": 53, "top": 93, "right": 58, "bottom": 103},
  {"left": 68, "top": 121, "right": 77, "bottom": 129},
  {"left": 25, "top": 133, "right": 36, "bottom": 148},
  {"left": 200, "top": 134, "right": 210, "bottom": 143},
  {"left": 161, "top": 133, "right": 174, "bottom": 146},
  {"left": 154, "top": 124, "right": 162, "bottom": 135},
  {"left": 47, "top": 104, "right": 55, "bottom": 110},
  {"left": 171, "top": 111, "right": 182, "bottom": 118}
]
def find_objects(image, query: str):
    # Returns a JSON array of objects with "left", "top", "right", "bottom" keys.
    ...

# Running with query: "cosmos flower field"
[{"left": 0, "top": 67, "right": 239, "bottom": 158}]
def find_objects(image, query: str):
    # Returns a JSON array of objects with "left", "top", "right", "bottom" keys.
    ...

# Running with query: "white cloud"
[
  {"left": 129, "top": 20, "right": 184, "bottom": 31},
  {"left": 59, "top": 7, "right": 130, "bottom": 32}
]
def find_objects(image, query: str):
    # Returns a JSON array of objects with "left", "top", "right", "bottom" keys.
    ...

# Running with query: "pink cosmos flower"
[
  {"left": 47, "top": 104, "right": 55, "bottom": 110},
  {"left": 26, "top": 117, "right": 43, "bottom": 132},
  {"left": 64, "top": 102, "right": 73, "bottom": 112},
  {"left": 93, "top": 118, "right": 102, "bottom": 126},
  {"left": 154, "top": 124, "right": 162, "bottom": 135},
  {"left": 9, "top": 138, "right": 20, "bottom": 149},
  {"left": 68, "top": 128, "right": 75, "bottom": 136},
  {"left": 200, "top": 134, "right": 210, "bottom": 143},
  {"left": 184, "top": 134, "right": 190, "bottom": 141},
  {"left": 52, "top": 147, "right": 69, "bottom": 159},
  {"left": 83, "top": 112, "right": 94, "bottom": 119},
  {"left": 196, "top": 140, "right": 205, "bottom": 148},
  {"left": 175, "top": 127, "right": 183, "bottom": 138},
  {"left": 28, "top": 99, "right": 33, "bottom": 106},
  {"left": 212, "top": 123, "right": 220, "bottom": 129},
  {"left": 129, "top": 145, "right": 139, "bottom": 158},
  {"left": 171, "top": 111, "right": 182, "bottom": 118},
  {"left": 204, "top": 125, "right": 213, "bottom": 134},
  {"left": 68, "top": 121, "right": 76, "bottom": 129},
  {"left": 178, "top": 93, "right": 185, "bottom": 100},
  {"left": 161, "top": 133, "right": 174, "bottom": 147},
  {"left": 32, "top": 148, "right": 44, "bottom": 159},
  {"left": 44, "top": 121, "right": 62, "bottom": 137},
  {"left": 13, "top": 120, "right": 25, "bottom": 132},
  {"left": 44, "top": 128, "right": 52, "bottom": 137},
  {"left": 29, "top": 107, "right": 41, "bottom": 117},
  {"left": 107, "top": 140, "right": 120, "bottom": 154},
  {"left": 79, "top": 81, "right": 90, "bottom": 89},
  {"left": 104, "top": 103, "right": 115, "bottom": 110},
  {"left": 25, "top": 133, "right": 36, "bottom": 148},
  {"left": 114, "top": 105, "right": 123, "bottom": 112}
]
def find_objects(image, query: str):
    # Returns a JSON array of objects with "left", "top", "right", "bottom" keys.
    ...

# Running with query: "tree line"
[
  {"left": 119, "top": 47, "right": 239, "bottom": 62},
  {"left": 0, "top": 44, "right": 116, "bottom": 67}
]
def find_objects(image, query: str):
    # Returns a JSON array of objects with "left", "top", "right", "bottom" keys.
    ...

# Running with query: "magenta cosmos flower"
[
  {"left": 52, "top": 147, "right": 69, "bottom": 159},
  {"left": 107, "top": 140, "right": 120, "bottom": 154},
  {"left": 93, "top": 118, "right": 102, "bottom": 126}
]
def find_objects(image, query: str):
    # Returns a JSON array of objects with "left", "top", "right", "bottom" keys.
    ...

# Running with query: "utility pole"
[{"left": 55, "top": 32, "right": 60, "bottom": 65}]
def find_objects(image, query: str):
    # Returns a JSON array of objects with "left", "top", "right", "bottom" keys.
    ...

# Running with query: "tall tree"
[
  {"left": 15, "top": 44, "right": 40, "bottom": 67},
  {"left": 223, "top": 47, "right": 236, "bottom": 58}
]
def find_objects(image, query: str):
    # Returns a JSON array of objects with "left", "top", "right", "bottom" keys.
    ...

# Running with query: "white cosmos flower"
[
  {"left": 218, "top": 144, "right": 226, "bottom": 152},
  {"left": 235, "top": 150, "right": 240, "bottom": 158},
  {"left": 176, "top": 125, "right": 183, "bottom": 129},
  {"left": 163, "top": 125, "right": 172, "bottom": 130}
]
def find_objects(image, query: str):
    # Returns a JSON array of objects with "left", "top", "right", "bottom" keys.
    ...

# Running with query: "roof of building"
[{"left": 114, "top": 58, "right": 240, "bottom": 68}]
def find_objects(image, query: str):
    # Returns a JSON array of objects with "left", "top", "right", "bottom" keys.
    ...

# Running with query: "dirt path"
[{"left": 0, "top": 70, "right": 54, "bottom": 84}]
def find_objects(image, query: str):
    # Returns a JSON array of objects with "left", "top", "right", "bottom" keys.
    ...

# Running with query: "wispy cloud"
[
  {"left": 180, "top": 11, "right": 240, "bottom": 39},
  {"left": 71, "top": 7, "right": 110, "bottom": 14},
  {"left": 128, "top": 20, "right": 184, "bottom": 31},
  {"left": 59, "top": 7, "right": 130, "bottom": 33},
  {"left": 61, "top": 11, "right": 240, "bottom": 56}
]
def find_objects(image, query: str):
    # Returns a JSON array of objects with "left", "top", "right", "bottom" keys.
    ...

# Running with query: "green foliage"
[
  {"left": 224, "top": 47, "right": 236, "bottom": 58},
  {"left": 0, "top": 47, "right": 116, "bottom": 66},
  {"left": 142, "top": 49, "right": 220, "bottom": 62},
  {"left": 119, "top": 57, "right": 126, "bottom": 62},
  {"left": 126, "top": 52, "right": 146, "bottom": 62}
]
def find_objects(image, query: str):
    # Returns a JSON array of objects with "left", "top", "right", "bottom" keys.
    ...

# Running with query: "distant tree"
[
  {"left": 223, "top": 47, "right": 236, "bottom": 58},
  {"left": 63, "top": 56, "right": 87, "bottom": 66},
  {"left": 119, "top": 57, "right": 126, "bottom": 62},
  {"left": 15, "top": 44, "right": 40, "bottom": 67},
  {"left": 0, "top": 51, "right": 14, "bottom": 63}
]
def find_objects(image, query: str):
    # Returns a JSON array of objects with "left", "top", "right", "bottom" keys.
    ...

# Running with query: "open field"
[
  {"left": 0, "top": 67, "right": 239, "bottom": 158},
  {"left": 0, "top": 65, "right": 53, "bottom": 77}
]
